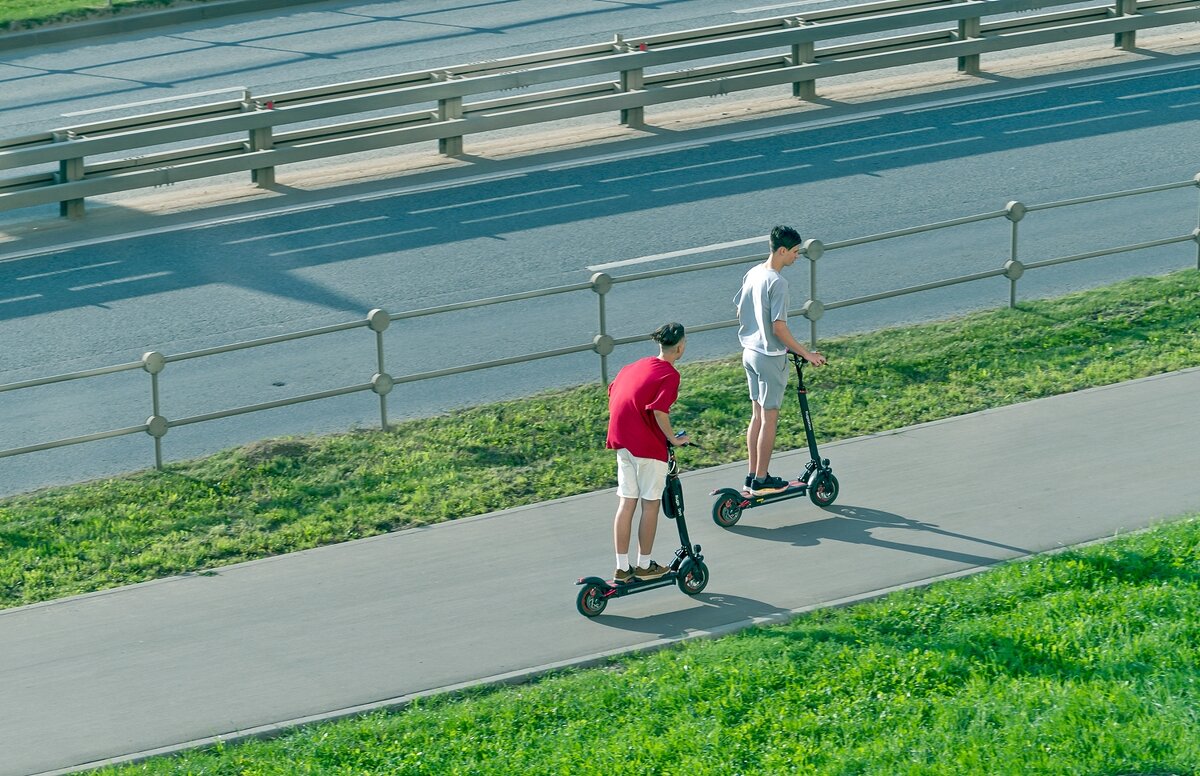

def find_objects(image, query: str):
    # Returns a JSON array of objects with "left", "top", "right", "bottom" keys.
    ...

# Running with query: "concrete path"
[{"left": 2, "top": 368, "right": 1199, "bottom": 775}]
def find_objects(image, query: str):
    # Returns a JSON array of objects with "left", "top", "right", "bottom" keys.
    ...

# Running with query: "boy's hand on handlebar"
[
  {"left": 792, "top": 350, "right": 827, "bottom": 366},
  {"left": 672, "top": 431, "right": 692, "bottom": 446}
]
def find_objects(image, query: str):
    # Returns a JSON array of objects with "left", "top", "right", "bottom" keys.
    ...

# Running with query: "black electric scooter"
[
  {"left": 576, "top": 438, "right": 709, "bottom": 617},
  {"left": 710, "top": 353, "right": 839, "bottom": 528}
]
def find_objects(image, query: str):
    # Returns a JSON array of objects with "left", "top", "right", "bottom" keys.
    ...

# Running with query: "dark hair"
[
  {"left": 652, "top": 322, "right": 685, "bottom": 348},
  {"left": 769, "top": 225, "right": 802, "bottom": 252}
]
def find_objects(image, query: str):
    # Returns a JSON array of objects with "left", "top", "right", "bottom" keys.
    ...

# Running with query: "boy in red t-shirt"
[{"left": 606, "top": 322, "right": 692, "bottom": 583}]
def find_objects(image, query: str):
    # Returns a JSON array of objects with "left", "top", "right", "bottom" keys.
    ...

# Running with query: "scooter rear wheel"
[
  {"left": 677, "top": 560, "right": 709, "bottom": 596},
  {"left": 576, "top": 583, "right": 608, "bottom": 617},
  {"left": 809, "top": 472, "right": 839, "bottom": 507},
  {"left": 712, "top": 492, "right": 743, "bottom": 528}
]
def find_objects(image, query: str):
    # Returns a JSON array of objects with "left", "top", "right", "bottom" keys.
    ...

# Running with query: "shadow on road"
[
  {"left": 729, "top": 502, "right": 1031, "bottom": 567},
  {"left": 582, "top": 592, "right": 790, "bottom": 637}
]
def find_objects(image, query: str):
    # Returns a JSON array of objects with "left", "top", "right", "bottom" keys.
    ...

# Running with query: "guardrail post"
[
  {"left": 243, "top": 91, "right": 276, "bottom": 187},
  {"left": 1005, "top": 201, "right": 1026, "bottom": 308},
  {"left": 620, "top": 67, "right": 645, "bottom": 128},
  {"left": 436, "top": 72, "right": 465, "bottom": 157},
  {"left": 613, "top": 35, "right": 646, "bottom": 128},
  {"left": 368, "top": 309, "right": 393, "bottom": 431},
  {"left": 802, "top": 239, "right": 824, "bottom": 348},
  {"left": 142, "top": 351, "right": 168, "bottom": 470},
  {"left": 1114, "top": 0, "right": 1138, "bottom": 50},
  {"left": 591, "top": 272, "right": 614, "bottom": 383},
  {"left": 787, "top": 19, "right": 817, "bottom": 99},
  {"left": 957, "top": 14, "right": 982, "bottom": 75},
  {"left": 54, "top": 131, "right": 85, "bottom": 219}
]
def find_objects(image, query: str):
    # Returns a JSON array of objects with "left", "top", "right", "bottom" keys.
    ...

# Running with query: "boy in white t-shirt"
[{"left": 733, "top": 226, "right": 827, "bottom": 495}]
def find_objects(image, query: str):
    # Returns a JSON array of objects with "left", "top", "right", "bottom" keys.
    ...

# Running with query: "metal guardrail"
[
  {"left": 1, "top": 0, "right": 1197, "bottom": 217},
  {"left": 3, "top": 176, "right": 1198, "bottom": 470}
]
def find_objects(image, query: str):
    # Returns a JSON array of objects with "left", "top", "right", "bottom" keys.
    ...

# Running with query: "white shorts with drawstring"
[{"left": 615, "top": 449, "right": 668, "bottom": 500}]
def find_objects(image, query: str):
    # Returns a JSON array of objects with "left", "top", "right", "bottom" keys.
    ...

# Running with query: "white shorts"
[{"left": 615, "top": 449, "right": 669, "bottom": 501}]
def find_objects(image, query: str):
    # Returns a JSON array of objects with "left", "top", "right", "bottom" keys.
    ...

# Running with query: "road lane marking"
[
  {"left": 588, "top": 236, "right": 765, "bottom": 271},
  {"left": 267, "top": 226, "right": 437, "bottom": 256},
  {"left": 600, "top": 155, "right": 763, "bottom": 182},
  {"left": 1002, "top": 110, "right": 1149, "bottom": 134},
  {"left": 17, "top": 260, "right": 121, "bottom": 280},
  {"left": 0, "top": 293, "right": 42, "bottom": 305},
  {"left": 835, "top": 136, "right": 982, "bottom": 162},
  {"left": 408, "top": 184, "right": 581, "bottom": 214},
  {"left": 902, "top": 90, "right": 1046, "bottom": 114},
  {"left": 735, "top": 0, "right": 833, "bottom": 12},
  {"left": 951, "top": 101, "right": 1100, "bottom": 125},
  {"left": 68, "top": 271, "right": 172, "bottom": 291},
  {"left": 461, "top": 194, "right": 627, "bottom": 224},
  {"left": 781, "top": 126, "right": 933, "bottom": 153},
  {"left": 650, "top": 162, "right": 811, "bottom": 192},
  {"left": 1117, "top": 84, "right": 1200, "bottom": 100},
  {"left": 223, "top": 216, "right": 388, "bottom": 244}
]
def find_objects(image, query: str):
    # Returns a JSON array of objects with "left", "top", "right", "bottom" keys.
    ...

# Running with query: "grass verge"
[
  {"left": 98, "top": 512, "right": 1200, "bottom": 775},
  {"left": 1, "top": 270, "right": 1199, "bottom": 610},
  {"left": 2, "top": 0, "right": 195, "bottom": 29}
]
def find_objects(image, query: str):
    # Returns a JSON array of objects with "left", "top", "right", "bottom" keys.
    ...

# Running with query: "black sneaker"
[
  {"left": 749, "top": 474, "right": 788, "bottom": 494},
  {"left": 744, "top": 473, "right": 754, "bottom": 490},
  {"left": 634, "top": 561, "right": 671, "bottom": 580}
]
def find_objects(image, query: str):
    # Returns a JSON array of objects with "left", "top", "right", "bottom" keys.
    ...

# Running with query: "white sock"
[
  {"left": 617, "top": 553, "right": 629, "bottom": 571},
  {"left": 637, "top": 553, "right": 652, "bottom": 568}
]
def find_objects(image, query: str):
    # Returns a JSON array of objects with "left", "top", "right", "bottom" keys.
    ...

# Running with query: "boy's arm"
[
  {"left": 772, "top": 320, "right": 826, "bottom": 366},
  {"left": 653, "top": 410, "right": 690, "bottom": 446}
]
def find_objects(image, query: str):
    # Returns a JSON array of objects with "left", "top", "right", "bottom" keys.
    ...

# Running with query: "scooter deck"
[{"left": 740, "top": 479, "right": 807, "bottom": 499}]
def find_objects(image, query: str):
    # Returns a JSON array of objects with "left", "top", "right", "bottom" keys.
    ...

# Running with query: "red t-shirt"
[{"left": 606, "top": 356, "right": 680, "bottom": 462}]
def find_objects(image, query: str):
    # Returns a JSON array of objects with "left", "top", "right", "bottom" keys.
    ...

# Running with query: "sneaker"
[
  {"left": 614, "top": 567, "right": 634, "bottom": 584},
  {"left": 749, "top": 474, "right": 789, "bottom": 494},
  {"left": 633, "top": 561, "right": 671, "bottom": 580},
  {"left": 744, "top": 473, "right": 754, "bottom": 490}
]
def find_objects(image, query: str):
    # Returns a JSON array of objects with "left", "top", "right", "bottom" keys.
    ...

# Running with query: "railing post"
[
  {"left": 1005, "top": 201, "right": 1027, "bottom": 308},
  {"left": 1114, "top": 0, "right": 1138, "bottom": 51},
  {"left": 620, "top": 67, "right": 645, "bottom": 128},
  {"left": 142, "top": 351, "right": 168, "bottom": 470},
  {"left": 957, "top": 14, "right": 982, "bottom": 75},
  {"left": 591, "top": 272, "right": 614, "bottom": 384},
  {"left": 368, "top": 309, "right": 393, "bottom": 431},
  {"left": 54, "top": 131, "right": 85, "bottom": 219},
  {"left": 436, "top": 72, "right": 465, "bottom": 157},
  {"left": 788, "top": 19, "right": 817, "bottom": 99},
  {"left": 1193, "top": 173, "right": 1200, "bottom": 270},
  {"left": 244, "top": 90, "right": 276, "bottom": 187},
  {"left": 802, "top": 239, "right": 824, "bottom": 348},
  {"left": 614, "top": 34, "right": 645, "bottom": 128}
]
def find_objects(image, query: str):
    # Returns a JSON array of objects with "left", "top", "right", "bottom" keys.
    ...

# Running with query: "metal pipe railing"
[{"left": 2, "top": 175, "right": 1197, "bottom": 471}]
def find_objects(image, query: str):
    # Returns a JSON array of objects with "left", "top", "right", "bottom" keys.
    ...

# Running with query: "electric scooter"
[
  {"left": 710, "top": 352, "right": 839, "bottom": 528},
  {"left": 576, "top": 437, "right": 709, "bottom": 617}
]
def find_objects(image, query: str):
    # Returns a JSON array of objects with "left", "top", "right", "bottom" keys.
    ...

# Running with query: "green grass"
[
  {"left": 0, "top": 0, "right": 188, "bottom": 29},
  {"left": 97, "top": 513, "right": 1200, "bottom": 775},
  {"left": 1, "top": 270, "right": 1199, "bottom": 611}
]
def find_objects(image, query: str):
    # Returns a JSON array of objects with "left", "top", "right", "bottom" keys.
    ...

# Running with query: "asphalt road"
[
  {"left": 0, "top": 0, "right": 884, "bottom": 135},
  {"left": 1, "top": 52, "right": 1198, "bottom": 497},
  {"left": 1, "top": 367, "right": 1197, "bottom": 775}
]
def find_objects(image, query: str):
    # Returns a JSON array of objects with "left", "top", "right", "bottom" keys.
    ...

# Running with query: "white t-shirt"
[{"left": 734, "top": 263, "right": 789, "bottom": 356}]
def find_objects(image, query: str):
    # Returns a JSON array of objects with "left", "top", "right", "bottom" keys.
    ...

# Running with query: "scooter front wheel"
[
  {"left": 677, "top": 560, "right": 709, "bottom": 596},
  {"left": 809, "top": 472, "right": 839, "bottom": 507},
  {"left": 576, "top": 583, "right": 608, "bottom": 617},
  {"left": 712, "top": 491, "right": 743, "bottom": 528}
]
